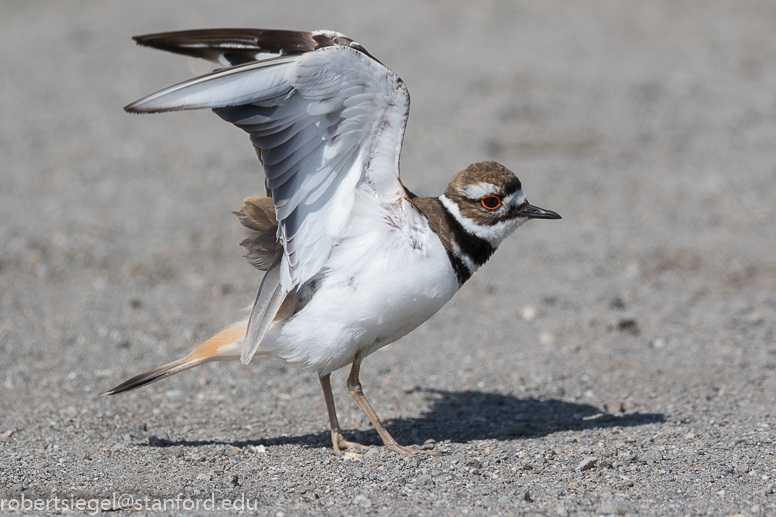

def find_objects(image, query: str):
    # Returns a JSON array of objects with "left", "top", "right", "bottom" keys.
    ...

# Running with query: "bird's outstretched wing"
[
  {"left": 125, "top": 29, "right": 410, "bottom": 363},
  {"left": 131, "top": 28, "right": 381, "bottom": 66}
]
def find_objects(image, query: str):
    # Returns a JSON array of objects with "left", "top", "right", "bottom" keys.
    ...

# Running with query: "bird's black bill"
[{"left": 519, "top": 203, "right": 561, "bottom": 220}]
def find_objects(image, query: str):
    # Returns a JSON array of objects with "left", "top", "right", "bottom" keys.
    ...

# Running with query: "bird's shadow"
[{"left": 145, "top": 389, "right": 664, "bottom": 450}]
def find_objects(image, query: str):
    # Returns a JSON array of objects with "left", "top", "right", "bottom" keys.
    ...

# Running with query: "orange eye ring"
[{"left": 481, "top": 195, "right": 502, "bottom": 210}]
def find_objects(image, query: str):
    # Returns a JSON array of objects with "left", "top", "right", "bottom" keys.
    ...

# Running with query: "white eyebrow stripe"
[
  {"left": 458, "top": 182, "right": 500, "bottom": 199},
  {"left": 458, "top": 183, "right": 526, "bottom": 210},
  {"left": 503, "top": 190, "right": 526, "bottom": 208}
]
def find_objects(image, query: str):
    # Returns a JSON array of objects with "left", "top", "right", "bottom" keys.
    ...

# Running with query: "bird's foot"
[
  {"left": 331, "top": 431, "right": 368, "bottom": 455},
  {"left": 385, "top": 443, "right": 416, "bottom": 457}
]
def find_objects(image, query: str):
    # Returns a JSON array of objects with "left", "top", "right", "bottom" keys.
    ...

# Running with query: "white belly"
[{"left": 266, "top": 197, "right": 459, "bottom": 375}]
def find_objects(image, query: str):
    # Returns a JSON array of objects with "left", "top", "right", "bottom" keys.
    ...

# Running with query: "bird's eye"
[{"left": 481, "top": 195, "right": 502, "bottom": 210}]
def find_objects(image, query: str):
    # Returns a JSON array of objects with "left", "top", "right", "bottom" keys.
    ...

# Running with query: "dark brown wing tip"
[
  {"left": 129, "top": 29, "right": 379, "bottom": 64},
  {"left": 132, "top": 31, "right": 185, "bottom": 49},
  {"left": 132, "top": 33, "right": 172, "bottom": 50}
]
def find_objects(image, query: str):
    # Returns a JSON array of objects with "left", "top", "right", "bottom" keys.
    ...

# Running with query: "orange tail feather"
[{"left": 104, "top": 318, "right": 247, "bottom": 395}]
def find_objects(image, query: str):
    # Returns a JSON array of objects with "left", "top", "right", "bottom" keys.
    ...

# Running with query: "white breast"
[{"left": 263, "top": 187, "right": 460, "bottom": 375}]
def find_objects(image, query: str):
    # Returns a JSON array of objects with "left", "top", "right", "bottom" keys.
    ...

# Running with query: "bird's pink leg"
[
  {"left": 346, "top": 356, "right": 416, "bottom": 457},
  {"left": 319, "top": 374, "right": 367, "bottom": 454}
]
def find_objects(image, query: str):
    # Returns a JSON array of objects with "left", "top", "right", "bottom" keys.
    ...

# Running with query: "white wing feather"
[{"left": 127, "top": 46, "right": 410, "bottom": 292}]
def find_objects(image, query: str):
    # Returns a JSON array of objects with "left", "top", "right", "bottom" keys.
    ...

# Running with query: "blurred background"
[{"left": 1, "top": 0, "right": 775, "bottom": 501}]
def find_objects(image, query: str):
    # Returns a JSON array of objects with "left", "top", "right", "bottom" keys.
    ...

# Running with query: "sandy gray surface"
[{"left": 2, "top": 1, "right": 776, "bottom": 515}]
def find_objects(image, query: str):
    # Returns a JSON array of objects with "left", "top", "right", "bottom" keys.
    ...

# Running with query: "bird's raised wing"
[
  {"left": 125, "top": 29, "right": 410, "bottom": 292},
  {"left": 131, "top": 28, "right": 382, "bottom": 67}
]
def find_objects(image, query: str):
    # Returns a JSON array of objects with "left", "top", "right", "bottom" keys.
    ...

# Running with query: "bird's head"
[{"left": 440, "top": 161, "right": 561, "bottom": 248}]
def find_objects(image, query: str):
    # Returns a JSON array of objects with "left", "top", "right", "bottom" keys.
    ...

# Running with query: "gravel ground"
[{"left": 2, "top": 1, "right": 776, "bottom": 515}]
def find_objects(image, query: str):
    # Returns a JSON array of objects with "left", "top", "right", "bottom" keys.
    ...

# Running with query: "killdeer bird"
[{"left": 107, "top": 28, "right": 561, "bottom": 456}]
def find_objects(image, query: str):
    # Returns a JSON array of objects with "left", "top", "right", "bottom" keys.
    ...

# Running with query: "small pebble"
[
  {"left": 420, "top": 439, "right": 436, "bottom": 450},
  {"left": 520, "top": 305, "right": 537, "bottom": 321},
  {"left": 576, "top": 457, "right": 598, "bottom": 471},
  {"left": 617, "top": 318, "right": 639, "bottom": 335},
  {"left": 650, "top": 338, "right": 666, "bottom": 348}
]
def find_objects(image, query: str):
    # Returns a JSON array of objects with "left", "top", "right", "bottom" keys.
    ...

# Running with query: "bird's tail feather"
[
  {"left": 242, "top": 259, "right": 286, "bottom": 365},
  {"left": 104, "top": 317, "right": 247, "bottom": 395}
]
